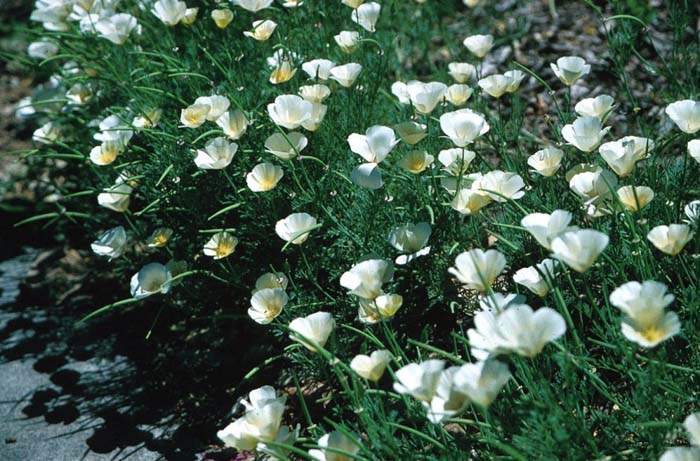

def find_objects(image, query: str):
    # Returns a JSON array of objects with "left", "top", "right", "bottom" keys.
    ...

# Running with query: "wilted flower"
[
  {"left": 130, "top": 263, "right": 172, "bottom": 299},
  {"left": 394, "top": 121, "right": 427, "bottom": 145},
  {"left": 151, "top": 0, "right": 186, "bottom": 25},
  {"left": 406, "top": 81, "right": 448, "bottom": 114},
  {"left": 448, "top": 62, "right": 476, "bottom": 83},
  {"left": 388, "top": 222, "right": 431, "bottom": 265},
  {"left": 452, "top": 359, "right": 511, "bottom": 408},
  {"left": 513, "top": 258, "right": 558, "bottom": 297},
  {"left": 562, "top": 116, "right": 611, "bottom": 152},
  {"left": 216, "top": 109, "right": 248, "bottom": 140},
  {"left": 439, "top": 109, "right": 489, "bottom": 147},
  {"left": 267, "top": 95, "right": 313, "bottom": 130},
  {"left": 247, "top": 163, "right": 284, "bottom": 192},
  {"left": 309, "top": 431, "right": 361, "bottom": 461},
  {"left": 265, "top": 132, "right": 308, "bottom": 159},
  {"left": 193, "top": 137, "right": 237, "bottom": 170},
  {"left": 448, "top": 249, "right": 506, "bottom": 292},
  {"left": 551, "top": 229, "right": 609, "bottom": 272},
  {"left": 350, "top": 349, "right": 392, "bottom": 381},
  {"left": 647, "top": 224, "right": 693, "bottom": 256},
  {"left": 330, "top": 63, "right": 362, "bottom": 87},
  {"left": 478, "top": 74, "right": 511, "bottom": 98},
  {"left": 289, "top": 311, "right": 335, "bottom": 351},
  {"left": 575, "top": 94, "right": 615, "bottom": 119},
  {"left": 351, "top": 1, "right": 381, "bottom": 32},
  {"left": 275, "top": 212, "right": 318, "bottom": 245},
  {"left": 340, "top": 258, "right": 394, "bottom": 299},
  {"left": 180, "top": 103, "right": 210, "bottom": 128},
  {"left": 357, "top": 293, "right": 403, "bottom": 323},
  {"left": 393, "top": 360, "right": 445, "bottom": 402},
  {"left": 232, "top": 0, "right": 273, "bottom": 12},
  {"left": 463, "top": 34, "right": 494, "bottom": 58},
  {"left": 91, "top": 226, "right": 128, "bottom": 260},
  {"left": 521, "top": 210, "right": 574, "bottom": 250},
  {"left": 302, "top": 59, "right": 335, "bottom": 80},
  {"left": 299, "top": 84, "right": 331, "bottom": 103},
  {"left": 665, "top": 100, "right": 700, "bottom": 134},
  {"left": 248, "top": 288, "right": 288, "bottom": 324},
  {"left": 475, "top": 170, "right": 525, "bottom": 202},
  {"left": 617, "top": 185, "right": 654, "bottom": 212},
  {"left": 95, "top": 14, "right": 139, "bottom": 45},
  {"left": 146, "top": 227, "right": 173, "bottom": 248},
  {"left": 527, "top": 146, "right": 564, "bottom": 177},
  {"left": 203, "top": 231, "right": 238, "bottom": 259},
  {"left": 244, "top": 19, "right": 277, "bottom": 41},
  {"left": 444, "top": 84, "right": 473, "bottom": 106},
  {"left": 398, "top": 150, "right": 434, "bottom": 174},
  {"left": 334, "top": 30, "right": 360, "bottom": 53},
  {"left": 551, "top": 56, "right": 590, "bottom": 86}
]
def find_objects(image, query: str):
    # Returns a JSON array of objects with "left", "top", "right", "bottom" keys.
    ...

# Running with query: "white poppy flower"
[
  {"left": 520, "top": 210, "right": 574, "bottom": 250},
  {"left": 89, "top": 141, "right": 121, "bottom": 166},
  {"left": 194, "top": 137, "right": 237, "bottom": 170},
  {"left": 33, "top": 122, "right": 61, "bottom": 144},
  {"left": 203, "top": 231, "right": 238, "bottom": 259},
  {"left": 95, "top": 115, "right": 133, "bottom": 148},
  {"left": 647, "top": 224, "right": 694, "bottom": 256},
  {"left": 275, "top": 212, "right": 318, "bottom": 245},
  {"left": 350, "top": 349, "right": 392, "bottom": 381},
  {"left": 334, "top": 30, "right": 360, "bottom": 53},
  {"left": 561, "top": 116, "right": 611, "bottom": 152},
  {"left": 288, "top": 311, "right": 335, "bottom": 351},
  {"left": 151, "top": 0, "right": 186, "bottom": 25},
  {"left": 684, "top": 413, "right": 700, "bottom": 447},
  {"left": 551, "top": 229, "right": 609, "bottom": 273},
  {"left": 388, "top": 222, "right": 431, "bottom": 265},
  {"left": 232, "top": 0, "right": 273, "bottom": 12},
  {"left": 665, "top": 100, "right": 700, "bottom": 134},
  {"left": 660, "top": 447, "right": 700, "bottom": 461},
  {"left": 394, "top": 121, "right": 427, "bottom": 145},
  {"left": 398, "top": 150, "right": 434, "bottom": 174},
  {"left": 253, "top": 272, "right": 288, "bottom": 294},
  {"left": 264, "top": 132, "right": 308, "bottom": 160},
  {"left": 350, "top": 162, "right": 383, "bottom": 189},
  {"left": 342, "top": 0, "right": 364, "bottom": 7},
  {"left": 599, "top": 136, "right": 654, "bottom": 177},
  {"left": 689, "top": 139, "right": 700, "bottom": 163},
  {"left": 357, "top": 293, "right": 403, "bottom": 323},
  {"left": 617, "top": 185, "right": 654, "bottom": 212},
  {"left": 527, "top": 146, "right": 564, "bottom": 177},
  {"left": 391, "top": 81, "right": 410, "bottom": 104},
  {"left": 439, "top": 109, "right": 489, "bottom": 147},
  {"left": 406, "top": 81, "right": 448, "bottom": 114},
  {"left": 130, "top": 263, "right": 172, "bottom": 299},
  {"left": 329, "top": 63, "right": 362, "bottom": 87},
  {"left": 299, "top": 84, "right": 331, "bottom": 103},
  {"left": 97, "top": 179, "right": 132, "bottom": 212},
  {"left": 301, "top": 103, "right": 328, "bottom": 131},
  {"left": 450, "top": 188, "right": 491, "bottom": 215},
  {"left": 181, "top": 7, "right": 198, "bottom": 24},
  {"left": 495, "top": 304, "right": 567, "bottom": 357},
  {"left": 513, "top": 258, "right": 558, "bottom": 297},
  {"left": 302, "top": 59, "right": 336, "bottom": 80},
  {"left": 463, "top": 34, "right": 494, "bottom": 58},
  {"left": 216, "top": 109, "right": 248, "bottom": 140},
  {"left": 95, "top": 14, "right": 139, "bottom": 45},
  {"left": 474, "top": 170, "right": 525, "bottom": 202},
  {"left": 452, "top": 359, "right": 511, "bottom": 408},
  {"left": 243, "top": 19, "right": 277, "bottom": 41},
  {"left": 308, "top": 431, "right": 361, "bottom": 461},
  {"left": 347, "top": 125, "right": 397, "bottom": 163},
  {"left": 146, "top": 227, "right": 173, "bottom": 248},
  {"left": 393, "top": 359, "right": 445, "bottom": 402},
  {"left": 180, "top": 103, "right": 210, "bottom": 128},
  {"left": 246, "top": 162, "right": 284, "bottom": 192},
  {"left": 248, "top": 288, "right": 288, "bottom": 324},
  {"left": 444, "top": 84, "right": 473, "bottom": 106},
  {"left": 267, "top": 95, "right": 313, "bottom": 130},
  {"left": 439, "top": 148, "right": 476, "bottom": 175},
  {"left": 340, "top": 258, "right": 394, "bottom": 299},
  {"left": 550, "top": 56, "right": 591, "bottom": 86},
  {"left": 568, "top": 167, "right": 617, "bottom": 205},
  {"left": 478, "top": 74, "right": 510, "bottom": 98},
  {"left": 269, "top": 59, "right": 296, "bottom": 84},
  {"left": 448, "top": 62, "right": 476, "bottom": 83},
  {"left": 27, "top": 40, "right": 58, "bottom": 59},
  {"left": 132, "top": 109, "right": 162, "bottom": 130},
  {"left": 194, "top": 95, "right": 230, "bottom": 121},
  {"left": 351, "top": 1, "right": 381, "bottom": 32},
  {"left": 575, "top": 94, "right": 614, "bottom": 119},
  {"left": 91, "top": 226, "right": 128, "bottom": 260},
  {"left": 448, "top": 249, "right": 506, "bottom": 292}
]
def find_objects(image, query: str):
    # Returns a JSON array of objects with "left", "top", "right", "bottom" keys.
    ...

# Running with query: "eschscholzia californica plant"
[
  {"left": 146, "top": 227, "right": 173, "bottom": 248},
  {"left": 448, "top": 249, "right": 506, "bottom": 293},
  {"left": 575, "top": 94, "right": 615, "bottom": 120},
  {"left": 267, "top": 95, "right": 313, "bottom": 130},
  {"left": 439, "top": 109, "right": 490, "bottom": 147},
  {"left": 665, "top": 100, "right": 700, "bottom": 134},
  {"left": 193, "top": 137, "right": 237, "bottom": 169},
  {"left": 550, "top": 229, "right": 609, "bottom": 272},
  {"left": 527, "top": 146, "right": 564, "bottom": 177},
  {"left": 394, "top": 121, "right": 428, "bottom": 145},
  {"left": 351, "top": 1, "right": 381, "bottom": 32},
  {"left": 329, "top": 63, "right": 362, "bottom": 87},
  {"left": 562, "top": 116, "right": 611, "bottom": 152},
  {"left": 617, "top": 185, "right": 654, "bottom": 212},
  {"left": 647, "top": 224, "right": 694, "bottom": 256},
  {"left": 357, "top": 294, "right": 403, "bottom": 323},
  {"left": 243, "top": 19, "right": 277, "bottom": 41},
  {"left": 308, "top": 431, "right": 361, "bottom": 461},
  {"left": 551, "top": 56, "right": 590, "bottom": 86},
  {"left": 288, "top": 311, "right": 336, "bottom": 352},
  {"left": 398, "top": 150, "right": 434, "bottom": 174},
  {"left": 275, "top": 212, "right": 318, "bottom": 245},
  {"left": 151, "top": 0, "right": 187, "bottom": 26},
  {"left": 246, "top": 162, "right": 284, "bottom": 192},
  {"left": 91, "top": 226, "right": 128, "bottom": 260},
  {"left": 265, "top": 132, "right": 308, "bottom": 159},
  {"left": 203, "top": 231, "right": 238, "bottom": 259},
  {"left": 211, "top": 8, "right": 233, "bottom": 28},
  {"left": 388, "top": 222, "right": 431, "bottom": 265},
  {"left": 521, "top": 210, "right": 575, "bottom": 250},
  {"left": 340, "top": 258, "right": 394, "bottom": 299},
  {"left": 513, "top": 258, "right": 559, "bottom": 297},
  {"left": 334, "top": 30, "right": 360, "bottom": 53},
  {"left": 350, "top": 349, "right": 392, "bottom": 382},
  {"left": 448, "top": 62, "right": 476, "bottom": 83},
  {"left": 130, "top": 263, "right": 172, "bottom": 299},
  {"left": 463, "top": 34, "right": 494, "bottom": 58},
  {"left": 248, "top": 288, "right": 288, "bottom": 324},
  {"left": 406, "top": 81, "right": 448, "bottom": 114}
]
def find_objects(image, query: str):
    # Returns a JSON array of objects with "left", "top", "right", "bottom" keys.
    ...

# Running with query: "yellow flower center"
[{"left": 639, "top": 325, "right": 666, "bottom": 344}]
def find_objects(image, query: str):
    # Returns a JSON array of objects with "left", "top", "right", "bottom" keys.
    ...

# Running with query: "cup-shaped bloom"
[
  {"left": 610, "top": 281, "right": 680, "bottom": 348},
  {"left": 342, "top": 0, "right": 364, "bottom": 7},
  {"left": 95, "top": 14, "right": 139, "bottom": 45},
  {"left": 504, "top": 69, "right": 526, "bottom": 92},
  {"left": 394, "top": 121, "right": 427, "bottom": 145},
  {"left": 452, "top": 359, "right": 511, "bottom": 408},
  {"left": 647, "top": 224, "right": 693, "bottom": 256},
  {"left": 308, "top": 431, "right": 361, "bottom": 461},
  {"left": 568, "top": 167, "right": 617, "bottom": 205},
  {"left": 334, "top": 30, "right": 360, "bottom": 53},
  {"left": 599, "top": 136, "right": 654, "bottom": 177},
  {"left": 33, "top": 122, "right": 61, "bottom": 144},
  {"left": 520, "top": 210, "right": 574, "bottom": 250},
  {"left": 302, "top": 59, "right": 335, "bottom": 80},
  {"left": 617, "top": 185, "right": 654, "bottom": 212},
  {"left": 340, "top": 258, "right": 394, "bottom": 299},
  {"left": 474, "top": 170, "right": 525, "bottom": 202},
  {"left": 551, "top": 229, "right": 609, "bottom": 272},
  {"left": 425, "top": 367, "right": 469, "bottom": 423},
  {"left": 347, "top": 125, "right": 397, "bottom": 163},
  {"left": 269, "top": 60, "right": 296, "bottom": 84},
  {"left": 388, "top": 222, "right": 431, "bottom": 264},
  {"left": 181, "top": 7, "right": 198, "bottom": 24},
  {"left": 550, "top": 56, "right": 590, "bottom": 86},
  {"left": 233, "top": 0, "right": 273, "bottom": 12},
  {"left": 248, "top": 288, "right": 288, "bottom": 324},
  {"left": 288, "top": 311, "right": 335, "bottom": 351},
  {"left": 132, "top": 109, "right": 163, "bottom": 130},
  {"left": 216, "top": 109, "right": 248, "bottom": 140},
  {"left": 448, "top": 249, "right": 506, "bottom": 292},
  {"left": 513, "top": 258, "right": 558, "bottom": 297},
  {"left": 393, "top": 359, "right": 445, "bottom": 402},
  {"left": 97, "top": 180, "right": 132, "bottom": 212},
  {"left": 439, "top": 148, "right": 476, "bottom": 175},
  {"left": 495, "top": 304, "right": 567, "bottom": 357},
  {"left": 180, "top": 103, "right": 210, "bottom": 128},
  {"left": 350, "top": 349, "right": 392, "bottom": 382},
  {"left": 463, "top": 34, "right": 493, "bottom": 58},
  {"left": 130, "top": 263, "right": 172, "bottom": 299},
  {"left": 450, "top": 188, "right": 491, "bottom": 215},
  {"left": 146, "top": 227, "right": 173, "bottom": 248},
  {"left": 211, "top": 8, "right": 233, "bottom": 28},
  {"left": 275, "top": 212, "right": 318, "bottom": 245},
  {"left": 357, "top": 293, "right": 403, "bottom": 323},
  {"left": 267, "top": 95, "right": 313, "bottom": 130},
  {"left": 203, "top": 231, "right": 238, "bottom": 259},
  {"left": 398, "top": 150, "right": 434, "bottom": 174},
  {"left": 575, "top": 94, "right": 614, "bottom": 119},
  {"left": 253, "top": 272, "right": 288, "bottom": 293},
  {"left": 152, "top": 0, "right": 186, "bottom": 25},
  {"left": 247, "top": 162, "right": 284, "bottom": 192},
  {"left": 689, "top": 139, "right": 700, "bottom": 164},
  {"left": 91, "top": 226, "right": 128, "bottom": 259},
  {"left": 665, "top": 100, "right": 700, "bottom": 134},
  {"left": 445, "top": 84, "right": 473, "bottom": 106},
  {"left": 264, "top": 132, "right": 308, "bottom": 159},
  {"left": 95, "top": 115, "right": 134, "bottom": 148},
  {"left": 329, "top": 63, "right": 362, "bottom": 87},
  {"left": 562, "top": 116, "right": 611, "bottom": 152},
  {"left": 478, "top": 74, "right": 510, "bottom": 98},
  {"left": 244, "top": 19, "right": 277, "bottom": 41},
  {"left": 194, "top": 137, "right": 237, "bottom": 170},
  {"left": 448, "top": 62, "right": 476, "bottom": 83},
  {"left": 527, "top": 146, "right": 563, "bottom": 177},
  {"left": 193, "top": 95, "right": 230, "bottom": 121},
  {"left": 350, "top": 163, "right": 383, "bottom": 189},
  {"left": 89, "top": 141, "right": 121, "bottom": 166},
  {"left": 299, "top": 84, "right": 331, "bottom": 103},
  {"left": 27, "top": 40, "right": 58, "bottom": 59},
  {"left": 301, "top": 103, "right": 328, "bottom": 131},
  {"left": 65, "top": 83, "right": 92, "bottom": 105},
  {"left": 351, "top": 1, "right": 380, "bottom": 32},
  {"left": 406, "top": 81, "right": 448, "bottom": 114},
  {"left": 685, "top": 413, "right": 700, "bottom": 447},
  {"left": 439, "top": 109, "right": 489, "bottom": 147},
  {"left": 391, "top": 81, "right": 410, "bottom": 104}
]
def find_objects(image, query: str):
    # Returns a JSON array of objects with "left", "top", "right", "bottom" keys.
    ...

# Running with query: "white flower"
[
  {"left": 357, "top": 293, "right": 403, "bottom": 323},
  {"left": 448, "top": 62, "right": 476, "bottom": 83},
  {"left": 215, "top": 109, "right": 248, "bottom": 140},
  {"left": 95, "top": 13, "right": 139, "bottom": 45},
  {"left": 388, "top": 222, "right": 431, "bottom": 265},
  {"left": 330, "top": 63, "right": 362, "bottom": 87},
  {"left": 91, "top": 226, "right": 128, "bottom": 260},
  {"left": 243, "top": 19, "right": 277, "bottom": 41},
  {"left": 444, "top": 84, "right": 473, "bottom": 106},
  {"left": 248, "top": 288, "right": 288, "bottom": 324},
  {"left": 406, "top": 81, "right": 448, "bottom": 114},
  {"left": 151, "top": 0, "right": 186, "bottom": 25},
  {"left": 301, "top": 103, "right": 328, "bottom": 131},
  {"left": 350, "top": 163, "right": 383, "bottom": 189},
  {"left": 448, "top": 249, "right": 506, "bottom": 292},
  {"left": 130, "top": 263, "right": 172, "bottom": 299},
  {"left": 450, "top": 188, "right": 492, "bottom": 215},
  {"left": 478, "top": 74, "right": 510, "bottom": 98},
  {"left": 334, "top": 30, "right": 360, "bottom": 53},
  {"left": 463, "top": 34, "right": 494, "bottom": 58},
  {"left": 527, "top": 146, "right": 564, "bottom": 177},
  {"left": 89, "top": 141, "right": 121, "bottom": 166},
  {"left": 617, "top": 185, "right": 654, "bottom": 212},
  {"left": 132, "top": 109, "right": 162, "bottom": 130},
  {"left": 253, "top": 272, "right": 289, "bottom": 294},
  {"left": 513, "top": 258, "right": 558, "bottom": 297},
  {"left": 350, "top": 349, "right": 392, "bottom": 381},
  {"left": 391, "top": 81, "right": 410, "bottom": 104},
  {"left": 308, "top": 431, "right": 361, "bottom": 461},
  {"left": 289, "top": 311, "right": 335, "bottom": 351},
  {"left": 146, "top": 227, "right": 173, "bottom": 248},
  {"left": 348, "top": 125, "right": 397, "bottom": 163},
  {"left": 203, "top": 231, "right": 238, "bottom": 259},
  {"left": 504, "top": 69, "right": 526, "bottom": 92},
  {"left": 474, "top": 170, "right": 525, "bottom": 202},
  {"left": 452, "top": 359, "right": 511, "bottom": 408},
  {"left": 647, "top": 224, "right": 694, "bottom": 256},
  {"left": 299, "top": 84, "right": 331, "bottom": 103},
  {"left": 340, "top": 259, "right": 394, "bottom": 299},
  {"left": 660, "top": 448, "right": 700, "bottom": 461},
  {"left": 684, "top": 200, "right": 700, "bottom": 225},
  {"left": 520, "top": 210, "right": 574, "bottom": 250},
  {"left": 551, "top": 229, "right": 609, "bottom": 273},
  {"left": 599, "top": 136, "right": 654, "bottom": 177},
  {"left": 665, "top": 100, "right": 700, "bottom": 134},
  {"left": 194, "top": 95, "right": 230, "bottom": 121},
  {"left": 393, "top": 359, "right": 445, "bottom": 402},
  {"left": 264, "top": 132, "right": 308, "bottom": 160},
  {"left": 610, "top": 281, "right": 680, "bottom": 348},
  {"left": 685, "top": 413, "right": 700, "bottom": 447},
  {"left": 439, "top": 148, "right": 476, "bottom": 175},
  {"left": 575, "top": 94, "right": 614, "bottom": 119},
  {"left": 351, "top": 1, "right": 380, "bottom": 32},
  {"left": 33, "top": 121, "right": 61, "bottom": 144},
  {"left": 267, "top": 95, "right": 313, "bottom": 130},
  {"left": 95, "top": 115, "right": 133, "bottom": 147},
  {"left": 232, "top": 0, "right": 273, "bottom": 12},
  {"left": 301, "top": 59, "right": 335, "bottom": 81},
  {"left": 194, "top": 137, "right": 237, "bottom": 169},
  {"left": 394, "top": 121, "right": 428, "bottom": 145},
  {"left": 246, "top": 162, "right": 284, "bottom": 192},
  {"left": 398, "top": 150, "right": 434, "bottom": 174},
  {"left": 425, "top": 367, "right": 469, "bottom": 423},
  {"left": 550, "top": 56, "right": 590, "bottom": 86},
  {"left": 275, "top": 213, "right": 318, "bottom": 245},
  {"left": 439, "top": 109, "right": 490, "bottom": 147},
  {"left": 689, "top": 139, "right": 700, "bottom": 164},
  {"left": 27, "top": 40, "right": 58, "bottom": 59},
  {"left": 494, "top": 304, "right": 567, "bottom": 357},
  {"left": 561, "top": 116, "right": 611, "bottom": 152},
  {"left": 180, "top": 104, "right": 210, "bottom": 128},
  {"left": 97, "top": 179, "right": 132, "bottom": 212}
]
